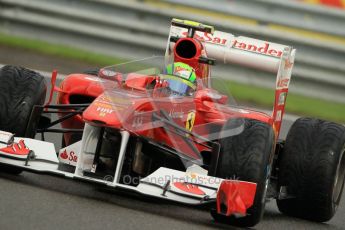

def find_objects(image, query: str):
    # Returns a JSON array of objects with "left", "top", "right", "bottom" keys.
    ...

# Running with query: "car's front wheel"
[
  {"left": 211, "top": 118, "right": 275, "bottom": 227},
  {"left": 0, "top": 65, "right": 46, "bottom": 174}
]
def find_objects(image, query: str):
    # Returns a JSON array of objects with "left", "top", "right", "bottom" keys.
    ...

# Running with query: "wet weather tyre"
[
  {"left": 0, "top": 65, "right": 46, "bottom": 174},
  {"left": 211, "top": 118, "right": 275, "bottom": 227},
  {"left": 277, "top": 117, "right": 345, "bottom": 222}
]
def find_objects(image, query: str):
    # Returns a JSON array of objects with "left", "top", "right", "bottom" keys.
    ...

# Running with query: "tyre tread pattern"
[
  {"left": 0, "top": 65, "right": 46, "bottom": 137},
  {"left": 277, "top": 117, "right": 345, "bottom": 222},
  {"left": 0, "top": 65, "right": 46, "bottom": 175},
  {"left": 212, "top": 118, "right": 275, "bottom": 227}
]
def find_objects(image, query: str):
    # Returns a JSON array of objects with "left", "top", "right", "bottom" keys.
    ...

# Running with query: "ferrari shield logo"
[{"left": 186, "top": 111, "right": 196, "bottom": 132}]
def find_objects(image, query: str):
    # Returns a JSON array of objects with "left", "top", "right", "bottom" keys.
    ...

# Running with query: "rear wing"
[
  {"left": 166, "top": 19, "right": 296, "bottom": 73},
  {"left": 165, "top": 19, "right": 296, "bottom": 135}
]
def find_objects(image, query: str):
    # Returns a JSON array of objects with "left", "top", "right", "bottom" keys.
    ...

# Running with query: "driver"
[{"left": 157, "top": 62, "right": 197, "bottom": 97}]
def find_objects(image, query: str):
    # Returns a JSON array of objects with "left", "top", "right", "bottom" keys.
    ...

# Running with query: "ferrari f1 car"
[{"left": 0, "top": 19, "right": 345, "bottom": 227}]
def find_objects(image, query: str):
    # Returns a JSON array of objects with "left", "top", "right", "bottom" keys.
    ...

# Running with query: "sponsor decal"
[
  {"left": 60, "top": 150, "right": 68, "bottom": 159},
  {"left": 182, "top": 31, "right": 227, "bottom": 45},
  {"left": 186, "top": 111, "right": 195, "bottom": 132},
  {"left": 174, "top": 66, "right": 191, "bottom": 79},
  {"left": 186, "top": 171, "right": 198, "bottom": 179},
  {"left": 232, "top": 40, "right": 283, "bottom": 58},
  {"left": 278, "top": 92, "right": 287, "bottom": 105},
  {"left": 96, "top": 107, "right": 114, "bottom": 117},
  {"left": 276, "top": 110, "right": 282, "bottom": 122},
  {"left": 98, "top": 95, "right": 131, "bottom": 105},
  {"left": 173, "top": 182, "right": 205, "bottom": 196},
  {"left": 277, "top": 78, "right": 290, "bottom": 88},
  {"left": 169, "top": 108, "right": 184, "bottom": 119},
  {"left": 186, "top": 111, "right": 196, "bottom": 132},
  {"left": 284, "top": 58, "right": 293, "bottom": 69},
  {"left": 59, "top": 150, "right": 78, "bottom": 163},
  {"left": 94, "top": 102, "right": 112, "bottom": 108},
  {"left": 185, "top": 171, "right": 220, "bottom": 184},
  {"left": 174, "top": 66, "right": 186, "bottom": 73},
  {"left": 132, "top": 116, "right": 143, "bottom": 128}
]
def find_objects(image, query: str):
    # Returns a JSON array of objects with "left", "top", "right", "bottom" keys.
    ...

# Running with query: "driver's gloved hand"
[{"left": 152, "top": 77, "right": 169, "bottom": 97}]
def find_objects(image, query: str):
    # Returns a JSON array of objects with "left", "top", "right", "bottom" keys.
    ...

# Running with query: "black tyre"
[
  {"left": 0, "top": 65, "right": 46, "bottom": 174},
  {"left": 211, "top": 118, "right": 275, "bottom": 227},
  {"left": 277, "top": 117, "right": 345, "bottom": 222}
]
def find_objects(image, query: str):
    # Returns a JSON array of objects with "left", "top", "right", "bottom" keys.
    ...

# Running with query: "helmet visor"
[{"left": 160, "top": 74, "right": 196, "bottom": 96}]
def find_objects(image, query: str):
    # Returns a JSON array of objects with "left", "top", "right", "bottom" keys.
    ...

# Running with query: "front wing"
[{"left": 0, "top": 129, "right": 257, "bottom": 217}]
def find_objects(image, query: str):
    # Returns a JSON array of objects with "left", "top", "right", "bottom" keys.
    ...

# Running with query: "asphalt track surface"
[{"left": 0, "top": 68, "right": 344, "bottom": 230}]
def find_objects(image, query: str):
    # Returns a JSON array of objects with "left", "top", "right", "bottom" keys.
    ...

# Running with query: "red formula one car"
[{"left": 0, "top": 19, "right": 345, "bottom": 227}]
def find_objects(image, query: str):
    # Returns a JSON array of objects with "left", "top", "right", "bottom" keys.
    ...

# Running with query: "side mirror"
[
  {"left": 195, "top": 89, "right": 228, "bottom": 104},
  {"left": 170, "top": 36, "right": 179, "bottom": 43},
  {"left": 198, "top": 57, "right": 216, "bottom": 65}
]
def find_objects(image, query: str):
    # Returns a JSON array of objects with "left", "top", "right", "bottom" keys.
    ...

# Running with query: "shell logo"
[{"left": 186, "top": 172, "right": 197, "bottom": 179}]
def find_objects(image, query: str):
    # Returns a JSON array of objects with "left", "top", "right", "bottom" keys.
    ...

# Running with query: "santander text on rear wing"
[{"left": 166, "top": 19, "right": 296, "bottom": 73}]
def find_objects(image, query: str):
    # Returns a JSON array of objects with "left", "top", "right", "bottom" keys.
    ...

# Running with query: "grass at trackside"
[
  {"left": 286, "top": 94, "right": 345, "bottom": 123},
  {"left": 228, "top": 81, "right": 345, "bottom": 123},
  {"left": 0, "top": 33, "right": 126, "bottom": 66},
  {"left": 1, "top": 33, "right": 344, "bottom": 123}
]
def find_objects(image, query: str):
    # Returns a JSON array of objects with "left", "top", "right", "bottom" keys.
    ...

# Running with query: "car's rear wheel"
[
  {"left": 277, "top": 117, "right": 345, "bottom": 222},
  {"left": 211, "top": 118, "right": 275, "bottom": 227},
  {"left": 0, "top": 65, "right": 46, "bottom": 174}
]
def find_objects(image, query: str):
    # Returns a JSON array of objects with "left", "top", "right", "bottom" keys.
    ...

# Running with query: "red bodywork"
[
  {"left": 57, "top": 37, "right": 277, "bottom": 151},
  {"left": 57, "top": 71, "right": 273, "bottom": 160},
  {"left": 55, "top": 35, "right": 283, "bottom": 217}
]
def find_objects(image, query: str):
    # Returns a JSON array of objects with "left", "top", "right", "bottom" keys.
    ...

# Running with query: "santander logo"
[
  {"left": 182, "top": 31, "right": 227, "bottom": 45},
  {"left": 232, "top": 40, "right": 283, "bottom": 58},
  {"left": 60, "top": 150, "right": 78, "bottom": 163},
  {"left": 60, "top": 150, "right": 68, "bottom": 159},
  {"left": 178, "top": 27, "right": 284, "bottom": 58}
]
